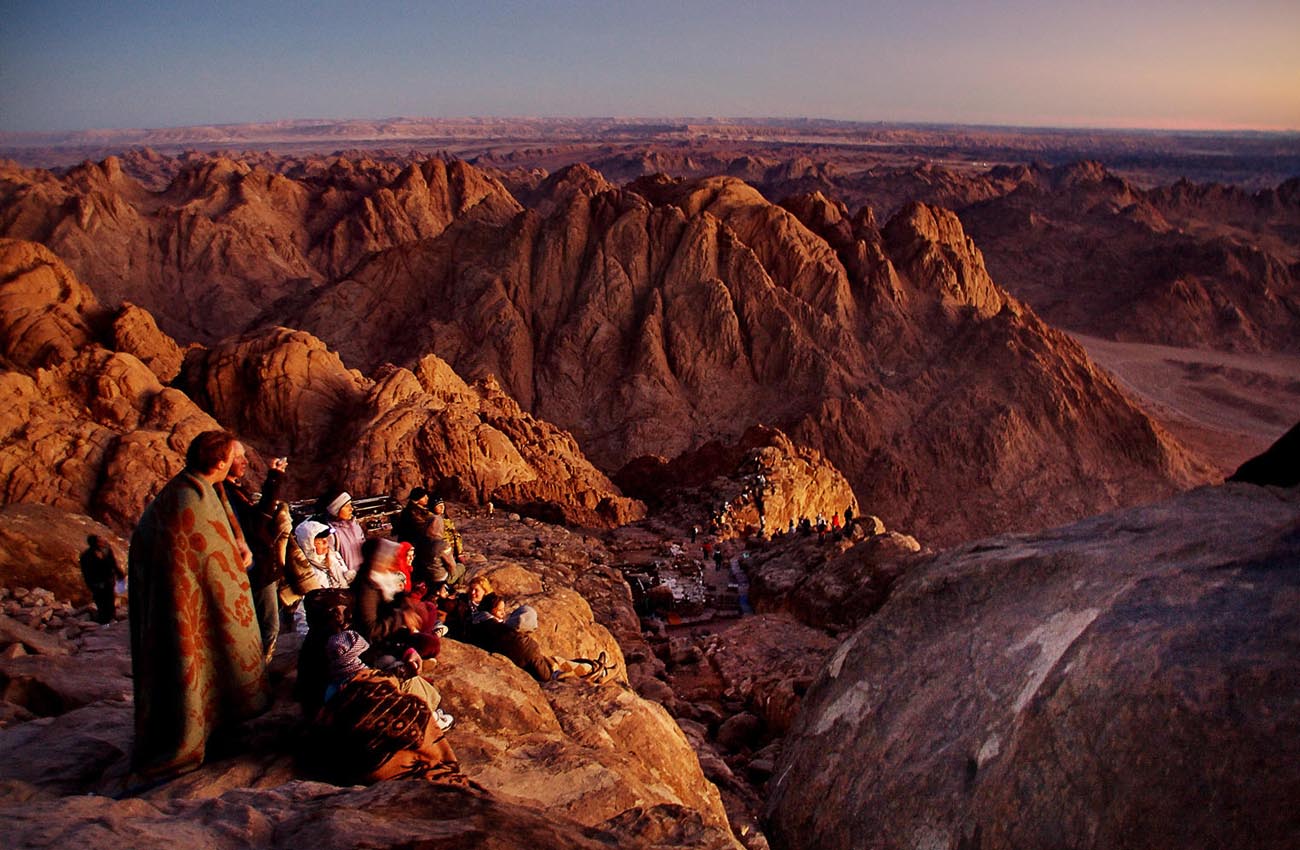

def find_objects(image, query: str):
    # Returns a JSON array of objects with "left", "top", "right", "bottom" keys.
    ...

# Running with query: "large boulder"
[{"left": 766, "top": 482, "right": 1300, "bottom": 850}]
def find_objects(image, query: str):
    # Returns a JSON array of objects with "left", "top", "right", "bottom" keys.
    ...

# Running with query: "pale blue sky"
[{"left": 2, "top": 0, "right": 1297, "bottom": 133}]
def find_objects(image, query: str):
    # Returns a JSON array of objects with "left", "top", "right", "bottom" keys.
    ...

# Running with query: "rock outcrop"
[
  {"left": 0, "top": 241, "right": 220, "bottom": 533},
  {"left": 177, "top": 328, "right": 645, "bottom": 527},
  {"left": 1229, "top": 418, "right": 1300, "bottom": 487},
  {"left": 744, "top": 519, "right": 920, "bottom": 633},
  {"left": 765, "top": 481, "right": 1300, "bottom": 850},
  {"left": 615, "top": 425, "right": 857, "bottom": 538},
  {"left": 0, "top": 239, "right": 640, "bottom": 532}
]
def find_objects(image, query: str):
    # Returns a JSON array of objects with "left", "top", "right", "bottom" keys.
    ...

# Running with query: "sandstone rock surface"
[
  {"left": 766, "top": 482, "right": 1300, "bottom": 850},
  {"left": 0, "top": 241, "right": 219, "bottom": 533}
]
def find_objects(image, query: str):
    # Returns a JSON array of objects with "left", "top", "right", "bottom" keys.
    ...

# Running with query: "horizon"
[
  {"left": 2, "top": 1, "right": 1298, "bottom": 136},
  {"left": 3, "top": 113, "right": 1300, "bottom": 142}
]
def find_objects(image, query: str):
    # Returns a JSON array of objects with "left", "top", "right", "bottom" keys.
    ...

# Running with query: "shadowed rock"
[{"left": 766, "top": 482, "right": 1300, "bottom": 850}]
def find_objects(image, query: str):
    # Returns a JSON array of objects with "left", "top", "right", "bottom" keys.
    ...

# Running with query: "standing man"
[
  {"left": 128, "top": 430, "right": 269, "bottom": 780},
  {"left": 79, "top": 534, "right": 124, "bottom": 625},
  {"left": 428, "top": 498, "right": 464, "bottom": 587},
  {"left": 223, "top": 443, "right": 288, "bottom": 661}
]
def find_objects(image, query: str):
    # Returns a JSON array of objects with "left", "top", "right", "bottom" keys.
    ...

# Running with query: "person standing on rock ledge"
[
  {"left": 127, "top": 429, "right": 270, "bottom": 780},
  {"left": 79, "top": 534, "right": 124, "bottom": 624}
]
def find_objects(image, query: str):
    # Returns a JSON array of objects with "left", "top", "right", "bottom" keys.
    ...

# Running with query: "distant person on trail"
[
  {"left": 79, "top": 534, "right": 124, "bottom": 625},
  {"left": 127, "top": 429, "right": 269, "bottom": 780},
  {"left": 843, "top": 504, "right": 854, "bottom": 528},
  {"left": 325, "top": 492, "right": 366, "bottom": 577}
]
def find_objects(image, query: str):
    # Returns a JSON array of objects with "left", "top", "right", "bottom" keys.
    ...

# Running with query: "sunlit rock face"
[
  {"left": 289, "top": 166, "right": 1210, "bottom": 547},
  {"left": 0, "top": 239, "right": 219, "bottom": 534},
  {"left": 177, "top": 327, "right": 644, "bottom": 528},
  {"left": 766, "top": 476, "right": 1300, "bottom": 850}
]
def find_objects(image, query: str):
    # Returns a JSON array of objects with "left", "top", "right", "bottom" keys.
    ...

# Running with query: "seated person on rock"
[
  {"left": 294, "top": 519, "right": 352, "bottom": 588},
  {"left": 469, "top": 592, "right": 610, "bottom": 684},
  {"left": 295, "top": 589, "right": 464, "bottom": 786},
  {"left": 352, "top": 537, "right": 443, "bottom": 662},
  {"left": 439, "top": 574, "right": 493, "bottom": 637}
]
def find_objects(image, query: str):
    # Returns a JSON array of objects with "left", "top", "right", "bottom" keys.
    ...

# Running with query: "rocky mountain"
[
  {"left": 0, "top": 153, "right": 1220, "bottom": 545},
  {"left": 288, "top": 166, "right": 1210, "bottom": 545},
  {"left": 765, "top": 471, "right": 1300, "bottom": 850},
  {"left": 957, "top": 162, "right": 1300, "bottom": 353},
  {"left": 0, "top": 238, "right": 642, "bottom": 534},
  {"left": 0, "top": 155, "right": 521, "bottom": 344},
  {"left": 562, "top": 154, "right": 1300, "bottom": 356}
]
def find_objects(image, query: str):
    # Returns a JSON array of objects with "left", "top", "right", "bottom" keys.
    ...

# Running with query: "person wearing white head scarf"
[{"left": 294, "top": 519, "right": 350, "bottom": 589}]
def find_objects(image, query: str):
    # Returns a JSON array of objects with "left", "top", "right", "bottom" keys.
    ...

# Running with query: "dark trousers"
[
  {"left": 252, "top": 581, "right": 280, "bottom": 658},
  {"left": 90, "top": 586, "right": 115, "bottom": 624}
]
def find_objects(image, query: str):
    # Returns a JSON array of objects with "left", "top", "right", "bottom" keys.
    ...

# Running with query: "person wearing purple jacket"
[{"left": 325, "top": 491, "right": 366, "bottom": 577}]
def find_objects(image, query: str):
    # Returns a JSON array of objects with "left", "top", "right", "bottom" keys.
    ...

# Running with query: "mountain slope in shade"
[
  {"left": 950, "top": 163, "right": 1300, "bottom": 352},
  {"left": 287, "top": 165, "right": 1211, "bottom": 545}
]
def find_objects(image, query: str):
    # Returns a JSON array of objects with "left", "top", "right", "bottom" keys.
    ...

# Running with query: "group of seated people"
[{"left": 268, "top": 486, "right": 613, "bottom": 784}]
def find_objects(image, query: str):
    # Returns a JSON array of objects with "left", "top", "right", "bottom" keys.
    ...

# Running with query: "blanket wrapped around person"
[{"left": 296, "top": 588, "right": 473, "bottom": 787}]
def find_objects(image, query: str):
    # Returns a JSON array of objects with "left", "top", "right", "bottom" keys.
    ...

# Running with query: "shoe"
[
  {"left": 434, "top": 623, "right": 449, "bottom": 637},
  {"left": 434, "top": 708, "right": 455, "bottom": 731}
]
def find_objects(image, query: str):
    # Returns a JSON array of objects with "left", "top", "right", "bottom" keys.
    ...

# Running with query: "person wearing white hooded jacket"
[{"left": 293, "top": 519, "right": 353, "bottom": 590}]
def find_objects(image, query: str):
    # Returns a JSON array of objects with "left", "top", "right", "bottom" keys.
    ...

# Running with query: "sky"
[{"left": 2, "top": 0, "right": 1297, "bottom": 134}]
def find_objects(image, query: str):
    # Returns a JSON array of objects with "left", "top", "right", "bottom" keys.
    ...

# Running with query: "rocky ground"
[
  {"left": 0, "top": 469, "right": 932, "bottom": 850},
  {"left": 0, "top": 505, "right": 748, "bottom": 849}
]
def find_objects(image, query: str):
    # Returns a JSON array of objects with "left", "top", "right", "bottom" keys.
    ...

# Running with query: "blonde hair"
[{"left": 468, "top": 575, "right": 493, "bottom": 594}]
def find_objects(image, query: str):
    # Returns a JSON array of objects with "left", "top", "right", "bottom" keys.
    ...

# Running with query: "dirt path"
[{"left": 1073, "top": 334, "right": 1300, "bottom": 476}]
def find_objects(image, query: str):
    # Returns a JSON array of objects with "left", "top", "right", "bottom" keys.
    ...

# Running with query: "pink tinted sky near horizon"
[{"left": 1, "top": 0, "right": 1297, "bottom": 134}]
